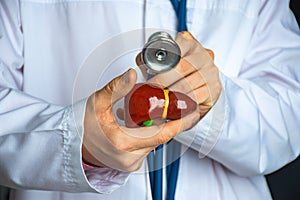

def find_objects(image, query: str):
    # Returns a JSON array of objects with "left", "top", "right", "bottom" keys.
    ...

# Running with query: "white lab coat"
[{"left": 1, "top": 0, "right": 300, "bottom": 199}]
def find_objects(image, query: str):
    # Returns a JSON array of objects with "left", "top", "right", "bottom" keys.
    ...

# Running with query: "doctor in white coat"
[{"left": 1, "top": 0, "right": 300, "bottom": 199}]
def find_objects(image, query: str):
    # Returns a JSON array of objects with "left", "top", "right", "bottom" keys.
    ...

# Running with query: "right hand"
[{"left": 82, "top": 69, "right": 200, "bottom": 172}]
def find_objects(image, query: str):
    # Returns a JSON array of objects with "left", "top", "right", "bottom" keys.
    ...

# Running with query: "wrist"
[{"left": 82, "top": 143, "right": 105, "bottom": 168}]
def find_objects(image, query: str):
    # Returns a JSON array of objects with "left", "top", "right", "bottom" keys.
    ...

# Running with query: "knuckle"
[
  {"left": 210, "top": 64, "right": 219, "bottom": 74},
  {"left": 205, "top": 49, "right": 215, "bottom": 60},
  {"left": 156, "top": 137, "right": 168, "bottom": 145},
  {"left": 109, "top": 134, "right": 131, "bottom": 152},
  {"left": 105, "top": 79, "right": 118, "bottom": 95},
  {"left": 126, "top": 163, "right": 142, "bottom": 172},
  {"left": 119, "top": 159, "right": 142, "bottom": 172},
  {"left": 105, "top": 83, "right": 114, "bottom": 94},
  {"left": 176, "top": 59, "right": 193, "bottom": 74},
  {"left": 119, "top": 159, "right": 133, "bottom": 170},
  {"left": 156, "top": 128, "right": 175, "bottom": 144},
  {"left": 114, "top": 140, "right": 130, "bottom": 152}
]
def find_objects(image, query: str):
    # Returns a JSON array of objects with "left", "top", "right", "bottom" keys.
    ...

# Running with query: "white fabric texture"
[{"left": 0, "top": 0, "right": 300, "bottom": 199}]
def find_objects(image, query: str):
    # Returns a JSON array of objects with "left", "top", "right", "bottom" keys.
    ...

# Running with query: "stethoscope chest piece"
[{"left": 142, "top": 32, "right": 181, "bottom": 73}]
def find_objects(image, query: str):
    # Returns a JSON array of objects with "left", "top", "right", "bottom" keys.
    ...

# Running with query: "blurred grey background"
[{"left": 0, "top": 1, "right": 300, "bottom": 200}]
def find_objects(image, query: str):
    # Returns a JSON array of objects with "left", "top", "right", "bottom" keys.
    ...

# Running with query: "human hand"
[
  {"left": 82, "top": 69, "right": 200, "bottom": 171},
  {"left": 137, "top": 31, "right": 222, "bottom": 118}
]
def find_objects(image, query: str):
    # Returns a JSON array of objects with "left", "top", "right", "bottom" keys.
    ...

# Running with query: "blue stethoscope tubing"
[
  {"left": 171, "top": 0, "right": 188, "bottom": 32},
  {"left": 147, "top": 0, "right": 188, "bottom": 200}
]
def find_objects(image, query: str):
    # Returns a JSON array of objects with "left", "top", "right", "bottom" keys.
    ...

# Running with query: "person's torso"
[{"left": 14, "top": 0, "right": 271, "bottom": 199}]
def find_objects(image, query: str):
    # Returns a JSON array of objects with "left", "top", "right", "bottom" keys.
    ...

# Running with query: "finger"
[
  {"left": 116, "top": 108, "right": 125, "bottom": 121},
  {"left": 187, "top": 85, "right": 210, "bottom": 105},
  {"left": 95, "top": 68, "right": 137, "bottom": 110},
  {"left": 135, "top": 52, "right": 143, "bottom": 66},
  {"left": 151, "top": 111, "right": 200, "bottom": 146},
  {"left": 169, "top": 70, "right": 206, "bottom": 94},
  {"left": 125, "top": 111, "right": 200, "bottom": 148},
  {"left": 133, "top": 145, "right": 158, "bottom": 155},
  {"left": 175, "top": 31, "right": 198, "bottom": 57},
  {"left": 126, "top": 156, "right": 148, "bottom": 172},
  {"left": 205, "top": 48, "right": 214, "bottom": 60},
  {"left": 147, "top": 59, "right": 195, "bottom": 88},
  {"left": 175, "top": 32, "right": 214, "bottom": 60},
  {"left": 118, "top": 150, "right": 157, "bottom": 172},
  {"left": 135, "top": 52, "right": 148, "bottom": 80}
]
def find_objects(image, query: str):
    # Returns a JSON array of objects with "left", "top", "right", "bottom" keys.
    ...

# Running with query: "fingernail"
[
  {"left": 122, "top": 69, "right": 131, "bottom": 83},
  {"left": 181, "top": 31, "right": 194, "bottom": 39}
]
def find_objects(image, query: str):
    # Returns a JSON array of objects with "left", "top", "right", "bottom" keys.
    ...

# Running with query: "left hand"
[
  {"left": 136, "top": 31, "right": 222, "bottom": 118},
  {"left": 82, "top": 69, "right": 200, "bottom": 171}
]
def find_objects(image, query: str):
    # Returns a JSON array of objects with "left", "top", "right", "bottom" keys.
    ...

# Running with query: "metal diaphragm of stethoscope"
[{"left": 142, "top": 31, "right": 181, "bottom": 73}]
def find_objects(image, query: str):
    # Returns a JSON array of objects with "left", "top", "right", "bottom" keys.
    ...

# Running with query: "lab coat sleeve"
[
  {"left": 176, "top": 0, "right": 300, "bottom": 176},
  {"left": 0, "top": 1, "right": 129, "bottom": 193}
]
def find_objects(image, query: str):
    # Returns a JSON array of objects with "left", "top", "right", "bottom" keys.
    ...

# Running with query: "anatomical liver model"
[{"left": 124, "top": 83, "right": 197, "bottom": 128}]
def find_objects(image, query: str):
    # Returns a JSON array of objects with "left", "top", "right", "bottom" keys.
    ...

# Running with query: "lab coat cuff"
[
  {"left": 175, "top": 71, "right": 228, "bottom": 157},
  {"left": 196, "top": 71, "right": 227, "bottom": 158},
  {"left": 60, "top": 98, "right": 94, "bottom": 192},
  {"left": 70, "top": 98, "right": 130, "bottom": 194}
]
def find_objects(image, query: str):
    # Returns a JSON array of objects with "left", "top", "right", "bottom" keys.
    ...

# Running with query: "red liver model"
[{"left": 124, "top": 83, "right": 197, "bottom": 127}]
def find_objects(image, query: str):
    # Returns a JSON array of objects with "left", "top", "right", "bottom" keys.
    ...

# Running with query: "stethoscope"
[{"left": 141, "top": 0, "right": 187, "bottom": 200}]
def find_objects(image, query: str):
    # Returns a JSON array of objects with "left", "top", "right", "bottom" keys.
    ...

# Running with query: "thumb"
[{"left": 95, "top": 68, "right": 137, "bottom": 110}]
